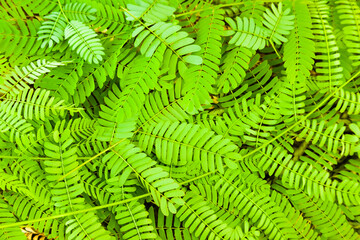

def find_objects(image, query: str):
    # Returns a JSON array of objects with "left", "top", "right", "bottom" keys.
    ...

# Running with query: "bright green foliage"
[
  {"left": 225, "top": 2, "right": 294, "bottom": 50},
  {"left": 138, "top": 121, "right": 239, "bottom": 173},
  {"left": 218, "top": 46, "right": 254, "bottom": 93},
  {"left": 65, "top": 20, "right": 105, "bottom": 64},
  {"left": 0, "top": 88, "right": 80, "bottom": 121},
  {"left": 0, "top": 109, "right": 34, "bottom": 142},
  {"left": 125, "top": 0, "right": 176, "bottom": 24},
  {"left": 182, "top": 8, "right": 225, "bottom": 112},
  {"left": 1, "top": 0, "right": 360, "bottom": 240},
  {"left": 308, "top": 0, "right": 344, "bottom": 90},
  {"left": 115, "top": 200, "right": 157, "bottom": 239},
  {"left": 263, "top": 3, "right": 295, "bottom": 45},
  {"left": 0, "top": 199, "right": 27, "bottom": 239},
  {"left": 335, "top": 0, "right": 360, "bottom": 66},
  {"left": 0, "top": 171, "right": 33, "bottom": 198},
  {"left": 149, "top": 206, "right": 195, "bottom": 240},
  {"left": 0, "top": 59, "right": 65, "bottom": 97},
  {"left": 256, "top": 145, "right": 360, "bottom": 206},
  {"left": 65, "top": 211, "right": 115, "bottom": 240},
  {"left": 63, "top": 2, "right": 97, "bottom": 22},
  {"left": 283, "top": 0, "right": 315, "bottom": 85},
  {"left": 0, "top": 19, "right": 44, "bottom": 64},
  {"left": 37, "top": 2, "right": 103, "bottom": 64},
  {"left": 37, "top": 12, "right": 68, "bottom": 48},
  {"left": 132, "top": 22, "right": 202, "bottom": 64},
  {"left": 43, "top": 129, "right": 84, "bottom": 213},
  {"left": 5, "top": 192, "right": 66, "bottom": 239},
  {"left": 283, "top": 187, "right": 360, "bottom": 240},
  {"left": 102, "top": 139, "right": 185, "bottom": 215},
  {"left": 225, "top": 17, "right": 269, "bottom": 50},
  {"left": 270, "top": 190, "right": 321, "bottom": 239}
]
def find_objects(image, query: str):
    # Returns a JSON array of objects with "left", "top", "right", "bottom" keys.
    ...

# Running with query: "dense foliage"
[{"left": 1, "top": 0, "right": 360, "bottom": 239}]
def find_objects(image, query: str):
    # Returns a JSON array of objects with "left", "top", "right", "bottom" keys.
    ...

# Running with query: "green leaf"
[
  {"left": 225, "top": 16, "right": 269, "bottom": 50},
  {"left": 126, "top": 0, "right": 176, "bottom": 24},
  {"left": 37, "top": 12, "right": 67, "bottom": 48},
  {"left": 65, "top": 20, "right": 105, "bottom": 64},
  {"left": 263, "top": 2, "right": 295, "bottom": 45}
]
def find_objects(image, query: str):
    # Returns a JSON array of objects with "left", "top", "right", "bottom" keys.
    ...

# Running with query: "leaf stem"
[
  {"left": 0, "top": 193, "right": 151, "bottom": 229},
  {"left": 56, "top": 139, "right": 125, "bottom": 182},
  {"left": 57, "top": 0, "right": 69, "bottom": 22}
]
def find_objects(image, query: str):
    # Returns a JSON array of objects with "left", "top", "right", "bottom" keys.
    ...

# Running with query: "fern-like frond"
[
  {"left": 256, "top": 145, "right": 360, "bottom": 206},
  {"left": 0, "top": 0, "right": 33, "bottom": 20},
  {"left": 0, "top": 109, "right": 33, "bottom": 142},
  {"left": 335, "top": 0, "right": 360, "bottom": 66},
  {"left": 192, "top": 109, "right": 244, "bottom": 144},
  {"left": 65, "top": 211, "right": 115, "bottom": 240},
  {"left": 63, "top": 2, "right": 97, "bottom": 23},
  {"left": 299, "top": 144, "right": 340, "bottom": 171},
  {"left": 96, "top": 109, "right": 136, "bottom": 142},
  {"left": 0, "top": 170, "right": 33, "bottom": 198},
  {"left": 37, "top": 12, "right": 67, "bottom": 48},
  {"left": 96, "top": 46, "right": 161, "bottom": 142},
  {"left": 125, "top": 0, "right": 176, "bottom": 24},
  {"left": 303, "top": 90, "right": 340, "bottom": 123},
  {"left": 182, "top": 7, "right": 225, "bottom": 113},
  {"left": 217, "top": 46, "right": 254, "bottom": 94},
  {"left": 72, "top": 40, "right": 133, "bottom": 105},
  {"left": 102, "top": 139, "right": 185, "bottom": 215},
  {"left": 91, "top": 3, "right": 133, "bottom": 37},
  {"left": 5, "top": 0, "right": 58, "bottom": 17},
  {"left": 206, "top": 170, "right": 298, "bottom": 240},
  {"left": 5, "top": 192, "right": 66, "bottom": 240},
  {"left": 225, "top": 16, "right": 269, "bottom": 50},
  {"left": 0, "top": 19, "right": 44, "bottom": 64},
  {"left": 0, "top": 59, "right": 65, "bottom": 97},
  {"left": 14, "top": 124, "right": 50, "bottom": 157},
  {"left": 0, "top": 198, "right": 27, "bottom": 240},
  {"left": 295, "top": 119, "right": 358, "bottom": 156},
  {"left": 270, "top": 190, "right": 321, "bottom": 240},
  {"left": 77, "top": 140, "right": 108, "bottom": 175},
  {"left": 137, "top": 121, "right": 239, "bottom": 173},
  {"left": 39, "top": 40, "right": 128, "bottom": 105},
  {"left": 239, "top": 0, "right": 266, "bottom": 25},
  {"left": 114, "top": 199, "right": 157, "bottom": 239},
  {"left": 43, "top": 129, "right": 84, "bottom": 213},
  {"left": 0, "top": 54, "right": 10, "bottom": 76},
  {"left": 137, "top": 83, "right": 191, "bottom": 128},
  {"left": 308, "top": 0, "right": 344, "bottom": 90},
  {"left": 54, "top": 118, "right": 97, "bottom": 142},
  {"left": 278, "top": 0, "right": 312, "bottom": 123},
  {"left": 263, "top": 2, "right": 294, "bottom": 45},
  {"left": 276, "top": 78, "right": 307, "bottom": 124},
  {"left": 117, "top": 53, "right": 162, "bottom": 116},
  {"left": 176, "top": 189, "right": 257, "bottom": 240},
  {"left": 132, "top": 22, "right": 202, "bottom": 65},
  {"left": 240, "top": 53, "right": 281, "bottom": 98},
  {"left": 10, "top": 158, "right": 52, "bottom": 206},
  {"left": 149, "top": 206, "right": 195, "bottom": 240},
  {"left": 64, "top": 20, "right": 105, "bottom": 64},
  {"left": 0, "top": 88, "right": 80, "bottom": 121},
  {"left": 227, "top": 95, "right": 294, "bottom": 152},
  {"left": 285, "top": 187, "right": 360, "bottom": 240},
  {"left": 335, "top": 158, "right": 360, "bottom": 182},
  {"left": 36, "top": 61, "right": 84, "bottom": 103},
  {"left": 283, "top": 0, "right": 315, "bottom": 92},
  {"left": 2, "top": 0, "right": 360, "bottom": 238},
  {"left": 328, "top": 88, "right": 360, "bottom": 115}
]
